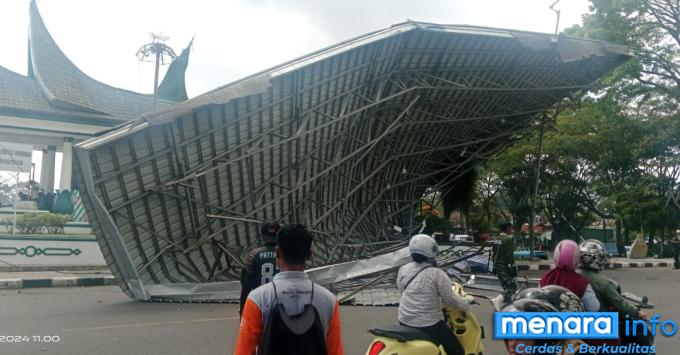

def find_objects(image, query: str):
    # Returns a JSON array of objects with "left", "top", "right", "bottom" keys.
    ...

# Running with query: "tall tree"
[{"left": 567, "top": 0, "right": 680, "bottom": 245}]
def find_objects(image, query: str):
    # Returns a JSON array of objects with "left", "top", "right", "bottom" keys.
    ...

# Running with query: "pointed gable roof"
[
  {"left": 27, "top": 0, "right": 184, "bottom": 121},
  {"left": 158, "top": 39, "right": 192, "bottom": 102}
]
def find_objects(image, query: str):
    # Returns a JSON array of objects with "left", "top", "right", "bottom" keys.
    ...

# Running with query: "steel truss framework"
[{"left": 73, "top": 22, "right": 631, "bottom": 300}]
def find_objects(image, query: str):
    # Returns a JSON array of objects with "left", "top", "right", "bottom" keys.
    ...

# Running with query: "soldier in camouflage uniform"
[
  {"left": 493, "top": 222, "right": 518, "bottom": 302},
  {"left": 671, "top": 230, "right": 680, "bottom": 269}
]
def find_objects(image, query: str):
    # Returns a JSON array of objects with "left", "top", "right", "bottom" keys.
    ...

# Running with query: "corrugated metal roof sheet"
[{"left": 73, "top": 21, "right": 631, "bottom": 301}]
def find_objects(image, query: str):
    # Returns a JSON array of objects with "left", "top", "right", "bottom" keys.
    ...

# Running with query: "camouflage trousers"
[{"left": 496, "top": 269, "right": 518, "bottom": 302}]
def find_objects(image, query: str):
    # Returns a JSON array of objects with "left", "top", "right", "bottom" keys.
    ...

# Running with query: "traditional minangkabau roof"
[
  {"left": 73, "top": 21, "right": 632, "bottom": 301},
  {"left": 1, "top": 64, "right": 62, "bottom": 116},
  {"left": 0, "top": 65, "right": 123, "bottom": 126},
  {"left": 27, "top": 0, "right": 185, "bottom": 120},
  {"left": 0, "top": 1, "right": 190, "bottom": 127},
  {"left": 158, "top": 39, "right": 192, "bottom": 102}
]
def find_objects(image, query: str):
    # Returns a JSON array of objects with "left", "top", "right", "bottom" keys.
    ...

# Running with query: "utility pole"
[
  {"left": 532, "top": 7, "right": 561, "bottom": 254},
  {"left": 136, "top": 33, "right": 177, "bottom": 109},
  {"left": 529, "top": 114, "right": 547, "bottom": 258}
]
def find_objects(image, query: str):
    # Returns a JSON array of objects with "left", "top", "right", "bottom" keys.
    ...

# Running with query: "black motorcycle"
[{"left": 620, "top": 291, "right": 656, "bottom": 355}]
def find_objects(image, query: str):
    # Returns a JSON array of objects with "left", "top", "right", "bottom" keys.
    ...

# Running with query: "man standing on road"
[
  {"left": 493, "top": 222, "right": 518, "bottom": 302},
  {"left": 239, "top": 221, "right": 280, "bottom": 316},
  {"left": 671, "top": 230, "right": 680, "bottom": 269},
  {"left": 235, "top": 224, "right": 343, "bottom": 355}
]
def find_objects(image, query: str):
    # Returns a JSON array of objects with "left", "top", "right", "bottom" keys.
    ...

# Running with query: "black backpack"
[{"left": 256, "top": 281, "right": 327, "bottom": 355}]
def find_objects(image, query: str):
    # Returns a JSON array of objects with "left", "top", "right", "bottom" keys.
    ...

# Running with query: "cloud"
[
  {"left": 0, "top": 0, "right": 590, "bottom": 97},
  {"left": 244, "top": 0, "right": 462, "bottom": 39},
  {"left": 0, "top": 0, "right": 591, "bottom": 184}
]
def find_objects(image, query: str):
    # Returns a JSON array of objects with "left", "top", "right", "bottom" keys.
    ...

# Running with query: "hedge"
[{"left": 4, "top": 213, "right": 70, "bottom": 234}]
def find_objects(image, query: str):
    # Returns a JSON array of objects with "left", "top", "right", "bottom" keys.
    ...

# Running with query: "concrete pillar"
[
  {"left": 60, "top": 137, "right": 74, "bottom": 191},
  {"left": 40, "top": 145, "right": 56, "bottom": 193}
]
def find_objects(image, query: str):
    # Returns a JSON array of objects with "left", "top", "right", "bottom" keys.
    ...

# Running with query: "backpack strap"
[
  {"left": 272, "top": 281, "right": 279, "bottom": 304},
  {"left": 403, "top": 266, "right": 432, "bottom": 291},
  {"left": 310, "top": 279, "right": 314, "bottom": 303}
]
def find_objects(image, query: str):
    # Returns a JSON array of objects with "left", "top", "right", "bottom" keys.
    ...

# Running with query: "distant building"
[{"left": 0, "top": 0, "right": 191, "bottom": 192}]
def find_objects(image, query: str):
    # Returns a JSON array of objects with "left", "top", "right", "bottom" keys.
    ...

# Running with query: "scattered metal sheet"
[
  {"left": 307, "top": 246, "right": 412, "bottom": 286},
  {"left": 453, "top": 254, "right": 494, "bottom": 273},
  {"left": 141, "top": 244, "right": 488, "bottom": 303},
  {"left": 338, "top": 288, "right": 402, "bottom": 306},
  {"left": 456, "top": 273, "right": 540, "bottom": 293},
  {"left": 146, "top": 281, "right": 241, "bottom": 302}
]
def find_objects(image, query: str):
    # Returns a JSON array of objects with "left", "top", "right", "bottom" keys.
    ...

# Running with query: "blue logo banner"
[{"left": 494, "top": 312, "right": 619, "bottom": 339}]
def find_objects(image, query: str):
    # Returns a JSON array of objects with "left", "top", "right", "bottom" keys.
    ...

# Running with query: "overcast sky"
[
  {"left": 0, "top": 0, "right": 592, "bottom": 186},
  {"left": 0, "top": 0, "right": 591, "bottom": 98}
]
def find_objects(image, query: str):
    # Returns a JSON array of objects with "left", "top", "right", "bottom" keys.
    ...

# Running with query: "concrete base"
[
  {"left": 629, "top": 234, "right": 649, "bottom": 259},
  {"left": 0, "top": 234, "right": 106, "bottom": 267}
]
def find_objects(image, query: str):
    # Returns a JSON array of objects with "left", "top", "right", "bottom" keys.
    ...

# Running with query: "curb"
[
  {"left": 610, "top": 261, "right": 674, "bottom": 269},
  {"left": 517, "top": 261, "right": 674, "bottom": 271},
  {"left": 516, "top": 264, "right": 554, "bottom": 271},
  {"left": 0, "top": 276, "right": 116, "bottom": 289}
]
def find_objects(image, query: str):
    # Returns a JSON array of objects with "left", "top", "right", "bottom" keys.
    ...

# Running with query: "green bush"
[
  {"left": 44, "top": 213, "right": 69, "bottom": 234},
  {"left": 15, "top": 213, "right": 43, "bottom": 234},
  {"left": 12, "top": 213, "right": 70, "bottom": 234},
  {"left": 648, "top": 242, "right": 675, "bottom": 258}
]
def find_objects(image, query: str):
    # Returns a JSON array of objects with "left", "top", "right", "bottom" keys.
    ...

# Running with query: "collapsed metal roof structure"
[{"left": 73, "top": 21, "right": 631, "bottom": 301}]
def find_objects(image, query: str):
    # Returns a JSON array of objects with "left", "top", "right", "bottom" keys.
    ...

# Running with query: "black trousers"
[{"left": 400, "top": 320, "right": 465, "bottom": 355}]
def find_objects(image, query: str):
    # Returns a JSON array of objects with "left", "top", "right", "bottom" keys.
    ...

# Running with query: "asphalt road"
[{"left": 0, "top": 267, "right": 678, "bottom": 355}]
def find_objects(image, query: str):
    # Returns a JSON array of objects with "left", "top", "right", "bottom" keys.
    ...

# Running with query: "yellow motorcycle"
[{"left": 365, "top": 282, "right": 484, "bottom": 355}]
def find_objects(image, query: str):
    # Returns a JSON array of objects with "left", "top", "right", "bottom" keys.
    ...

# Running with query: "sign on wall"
[{"left": 0, "top": 142, "right": 33, "bottom": 173}]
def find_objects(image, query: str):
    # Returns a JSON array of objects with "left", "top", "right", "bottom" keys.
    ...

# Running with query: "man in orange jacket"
[{"left": 234, "top": 224, "right": 343, "bottom": 355}]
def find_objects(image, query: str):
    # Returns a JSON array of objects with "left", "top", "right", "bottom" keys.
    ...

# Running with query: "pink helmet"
[{"left": 554, "top": 240, "right": 580, "bottom": 270}]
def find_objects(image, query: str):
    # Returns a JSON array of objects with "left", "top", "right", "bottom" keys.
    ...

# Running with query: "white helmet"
[
  {"left": 409, "top": 234, "right": 438, "bottom": 259},
  {"left": 579, "top": 239, "right": 609, "bottom": 270}
]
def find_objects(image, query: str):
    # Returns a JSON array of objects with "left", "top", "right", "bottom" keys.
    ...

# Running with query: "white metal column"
[
  {"left": 40, "top": 145, "right": 56, "bottom": 192},
  {"left": 59, "top": 137, "right": 74, "bottom": 191}
]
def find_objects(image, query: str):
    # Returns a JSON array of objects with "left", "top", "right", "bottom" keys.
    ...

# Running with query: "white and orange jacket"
[{"left": 234, "top": 271, "right": 343, "bottom": 355}]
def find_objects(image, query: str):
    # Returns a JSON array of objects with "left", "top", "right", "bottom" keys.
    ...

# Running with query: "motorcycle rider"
[
  {"left": 493, "top": 222, "right": 518, "bottom": 302},
  {"left": 239, "top": 221, "right": 281, "bottom": 316},
  {"left": 540, "top": 239, "right": 600, "bottom": 311},
  {"left": 578, "top": 239, "right": 653, "bottom": 354},
  {"left": 502, "top": 286, "right": 591, "bottom": 355},
  {"left": 397, "top": 234, "right": 470, "bottom": 355},
  {"left": 578, "top": 239, "right": 647, "bottom": 320}
]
